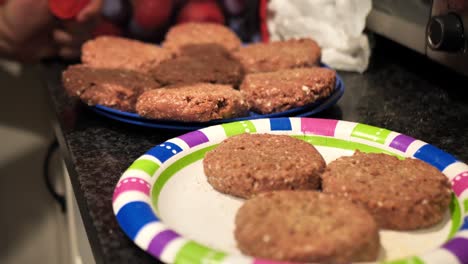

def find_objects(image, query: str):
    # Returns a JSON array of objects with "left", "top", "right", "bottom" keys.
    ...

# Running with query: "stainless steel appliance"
[{"left": 367, "top": 0, "right": 468, "bottom": 77}]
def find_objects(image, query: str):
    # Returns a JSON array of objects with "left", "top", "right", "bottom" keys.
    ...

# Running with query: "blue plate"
[{"left": 90, "top": 69, "right": 345, "bottom": 131}]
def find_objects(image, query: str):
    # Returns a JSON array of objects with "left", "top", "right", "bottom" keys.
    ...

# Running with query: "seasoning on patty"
[
  {"left": 321, "top": 151, "right": 452, "bottom": 230},
  {"left": 62, "top": 64, "right": 160, "bottom": 112},
  {"left": 152, "top": 44, "right": 244, "bottom": 86},
  {"left": 162, "top": 22, "right": 241, "bottom": 54},
  {"left": 136, "top": 83, "right": 249, "bottom": 122},
  {"left": 235, "top": 190, "right": 380, "bottom": 263},
  {"left": 82, "top": 36, "right": 171, "bottom": 73},
  {"left": 233, "top": 38, "right": 321, "bottom": 73},
  {"left": 240, "top": 67, "right": 336, "bottom": 114},
  {"left": 203, "top": 133, "right": 325, "bottom": 198}
]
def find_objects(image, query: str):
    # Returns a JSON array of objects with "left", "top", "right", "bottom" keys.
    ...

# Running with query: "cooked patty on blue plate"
[
  {"left": 240, "top": 67, "right": 336, "bottom": 114},
  {"left": 136, "top": 83, "right": 249, "bottom": 122},
  {"left": 62, "top": 64, "right": 160, "bottom": 112},
  {"left": 233, "top": 38, "right": 321, "bottom": 74},
  {"left": 82, "top": 36, "right": 172, "bottom": 73}
]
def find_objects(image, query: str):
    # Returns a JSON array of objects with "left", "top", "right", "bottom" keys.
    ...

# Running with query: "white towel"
[{"left": 267, "top": 0, "right": 372, "bottom": 73}]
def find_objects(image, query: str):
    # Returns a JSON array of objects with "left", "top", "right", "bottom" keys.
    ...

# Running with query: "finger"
[
  {"left": 18, "top": 44, "right": 57, "bottom": 63},
  {"left": 77, "top": 0, "right": 103, "bottom": 22},
  {"left": 1, "top": 0, "right": 57, "bottom": 44},
  {"left": 53, "top": 26, "right": 92, "bottom": 48},
  {"left": 53, "top": 29, "right": 74, "bottom": 46},
  {"left": 58, "top": 46, "right": 81, "bottom": 60},
  {"left": 18, "top": 30, "right": 58, "bottom": 62},
  {"left": 37, "top": 45, "right": 58, "bottom": 60}
]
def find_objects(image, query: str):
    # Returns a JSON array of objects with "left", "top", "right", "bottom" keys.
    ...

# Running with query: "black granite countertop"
[{"left": 43, "top": 36, "right": 468, "bottom": 264}]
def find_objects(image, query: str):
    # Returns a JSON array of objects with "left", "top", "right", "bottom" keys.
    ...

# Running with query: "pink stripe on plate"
[
  {"left": 301, "top": 118, "right": 338, "bottom": 137},
  {"left": 113, "top": 177, "right": 151, "bottom": 201},
  {"left": 452, "top": 171, "right": 468, "bottom": 197}
]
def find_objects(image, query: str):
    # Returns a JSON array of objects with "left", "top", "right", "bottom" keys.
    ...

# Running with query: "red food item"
[
  {"left": 177, "top": 0, "right": 225, "bottom": 24},
  {"left": 48, "top": 0, "right": 90, "bottom": 19},
  {"left": 133, "top": 0, "right": 173, "bottom": 31},
  {"left": 92, "top": 19, "right": 123, "bottom": 37}
]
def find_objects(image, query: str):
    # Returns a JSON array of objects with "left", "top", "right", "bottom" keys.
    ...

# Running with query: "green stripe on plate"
[
  {"left": 295, "top": 135, "right": 404, "bottom": 159},
  {"left": 381, "top": 256, "right": 425, "bottom": 264},
  {"left": 127, "top": 159, "right": 160, "bottom": 176},
  {"left": 174, "top": 241, "right": 226, "bottom": 264},
  {"left": 464, "top": 199, "right": 468, "bottom": 213},
  {"left": 448, "top": 193, "right": 462, "bottom": 239},
  {"left": 152, "top": 145, "right": 218, "bottom": 213},
  {"left": 222, "top": 121, "right": 256, "bottom": 137},
  {"left": 351, "top": 123, "right": 392, "bottom": 144}
]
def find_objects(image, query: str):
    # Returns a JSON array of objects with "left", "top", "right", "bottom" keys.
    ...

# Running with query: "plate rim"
[{"left": 112, "top": 117, "right": 468, "bottom": 264}]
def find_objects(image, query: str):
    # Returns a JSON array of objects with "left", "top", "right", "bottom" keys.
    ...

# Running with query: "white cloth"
[{"left": 267, "top": 0, "right": 372, "bottom": 73}]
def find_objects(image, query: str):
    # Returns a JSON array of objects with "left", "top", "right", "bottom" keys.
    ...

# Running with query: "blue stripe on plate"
[
  {"left": 147, "top": 142, "right": 183, "bottom": 163},
  {"left": 460, "top": 216, "right": 468, "bottom": 230},
  {"left": 269, "top": 118, "right": 292, "bottom": 131},
  {"left": 414, "top": 144, "right": 457, "bottom": 171},
  {"left": 116, "top": 201, "right": 159, "bottom": 239}
]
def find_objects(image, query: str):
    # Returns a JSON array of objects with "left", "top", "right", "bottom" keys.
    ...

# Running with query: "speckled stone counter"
[{"left": 43, "top": 37, "right": 468, "bottom": 264}]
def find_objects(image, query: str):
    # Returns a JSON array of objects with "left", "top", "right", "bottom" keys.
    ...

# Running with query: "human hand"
[
  {"left": 0, "top": 0, "right": 102, "bottom": 62},
  {"left": 53, "top": 0, "right": 103, "bottom": 59}
]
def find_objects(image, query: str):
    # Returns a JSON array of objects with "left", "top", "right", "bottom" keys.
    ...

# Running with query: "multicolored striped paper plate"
[{"left": 112, "top": 117, "right": 468, "bottom": 264}]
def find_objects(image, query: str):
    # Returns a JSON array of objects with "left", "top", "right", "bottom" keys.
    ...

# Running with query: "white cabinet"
[{"left": 63, "top": 162, "right": 96, "bottom": 264}]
